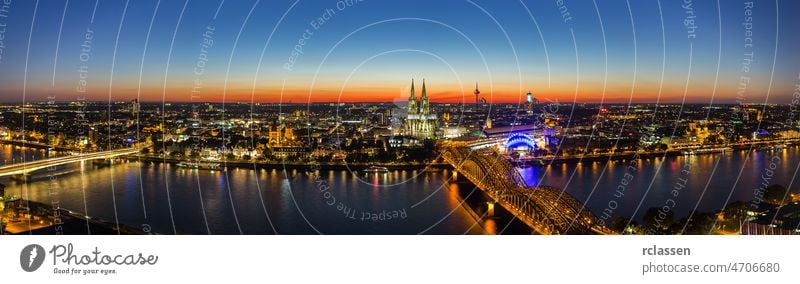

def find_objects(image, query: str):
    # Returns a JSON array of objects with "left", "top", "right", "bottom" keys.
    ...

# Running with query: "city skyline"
[
  {"left": 3, "top": 2, "right": 800, "bottom": 282},
  {"left": 0, "top": 0, "right": 798, "bottom": 104}
]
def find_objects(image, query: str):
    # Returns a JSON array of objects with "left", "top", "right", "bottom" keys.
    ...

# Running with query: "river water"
[
  {"left": 0, "top": 144, "right": 487, "bottom": 234},
  {"left": 2, "top": 144, "right": 799, "bottom": 234},
  {"left": 519, "top": 146, "right": 800, "bottom": 222}
]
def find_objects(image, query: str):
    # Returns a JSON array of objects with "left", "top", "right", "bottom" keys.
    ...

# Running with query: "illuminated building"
[
  {"left": 284, "top": 127, "right": 296, "bottom": 140},
  {"left": 483, "top": 125, "right": 544, "bottom": 155},
  {"left": 267, "top": 124, "right": 296, "bottom": 146},
  {"left": 131, "top": 99, "right": 141, "bottom": 115},
  {"left": 404, "top": 79, "right": 437, "bottom": 139}
]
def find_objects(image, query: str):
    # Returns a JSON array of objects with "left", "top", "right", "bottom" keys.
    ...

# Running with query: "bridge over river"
[
  {"left": 441, "top": 142, "right": 613, "bottom": 235},
  {"left": 0, "top": 148, "right": 142, "bottom": 181}
]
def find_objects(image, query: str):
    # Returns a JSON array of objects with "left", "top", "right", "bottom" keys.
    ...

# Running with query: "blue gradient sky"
[{"left": 0, "top": 0, "right": 798, "bottom": 103}]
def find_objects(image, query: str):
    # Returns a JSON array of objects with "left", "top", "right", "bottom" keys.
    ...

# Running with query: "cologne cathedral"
[{"left": 404, "top": 79, "right": 437, "bottom": 139}]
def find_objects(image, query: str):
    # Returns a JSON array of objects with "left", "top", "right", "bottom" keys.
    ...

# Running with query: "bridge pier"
[
  {"left": 93, "top": 159, "right": 113, "bottom": 167},
  {"left": 10, "top": 173, "right": 31, "bottom": 182},
  {"left": 486, "top": 201, "right": 495, "bottom": 217}
]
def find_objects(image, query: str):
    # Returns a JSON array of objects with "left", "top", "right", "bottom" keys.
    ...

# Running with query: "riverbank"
[
  {"left": 513, "top": 150, "right": 682, "bottom": 166},
  {"left": 125, "top": 155, "right": 452, "bottom": 171},
  {"left": 513, "top": 141, "right": 800, "bottom": 166},
  {"left": 1, "top": 199, "right": 146, "bottom": 235},
  {"left": 0, "top": 139, "right": 72, "bottom": 151},
  {"left": 125, "top": 143, "right": 798, "bottom": 172}
]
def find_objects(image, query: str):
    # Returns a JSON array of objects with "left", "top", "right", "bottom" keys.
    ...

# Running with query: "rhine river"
[{"left": 2, "top": 144, "right": 799, "bottom": 234}]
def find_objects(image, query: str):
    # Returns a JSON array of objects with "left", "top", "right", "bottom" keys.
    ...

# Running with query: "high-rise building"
[
  {"left": 404, "top": 79, "right": 437, "bottom": 139},
  {"left": 131, "top": 99, "right": 141, "bottom": 115}
]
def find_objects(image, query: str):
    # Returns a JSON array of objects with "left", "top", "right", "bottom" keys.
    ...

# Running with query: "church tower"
[
  {"left": 420, "top": 79, "right": 430, "bottom": 115},
  {"left": 408, "top": 79, "right": 417, "bottom": 115}
]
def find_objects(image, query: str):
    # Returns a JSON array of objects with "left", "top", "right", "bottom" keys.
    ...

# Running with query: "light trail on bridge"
[{"left": 0, "top": 147, "right": 143, "bottom": 178}]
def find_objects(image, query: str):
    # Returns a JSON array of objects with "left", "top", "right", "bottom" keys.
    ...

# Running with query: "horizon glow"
[{"left": 0, "top": 0, "right": 798, "bottom": 104}]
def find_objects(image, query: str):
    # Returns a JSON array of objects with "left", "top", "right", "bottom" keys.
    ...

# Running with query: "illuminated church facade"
[{"left": 404, "top": 79, "right": 437, "bottom": 139}]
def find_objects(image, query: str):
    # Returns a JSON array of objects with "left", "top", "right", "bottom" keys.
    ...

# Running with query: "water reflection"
[
  {"left": 1, "top": 147, "right": 486, "bottom": 234},
  {"left": 5, "top": 145, "right": 798, "bottom": 233},
  {"left": 518, "top": 147, "right": 800, "bottom": 222}
]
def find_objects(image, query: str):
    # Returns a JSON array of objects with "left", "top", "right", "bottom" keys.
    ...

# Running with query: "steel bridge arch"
[{"left": 442, "top": 146, "right": 606, "bottom": 234}]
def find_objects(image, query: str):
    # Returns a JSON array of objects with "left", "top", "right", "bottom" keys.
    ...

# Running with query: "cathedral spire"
[
  {"left": 421, "top": 79, "right": 427, "bottom": 99},
  {"left": 408, "top": 79, "right": 418, "bottom": 115},
  {"left": 409, "top": 79, "right": 416, "bottom": 100},
  {"left": 420, "top": 79, "right": 429, "bottom": 115}
]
